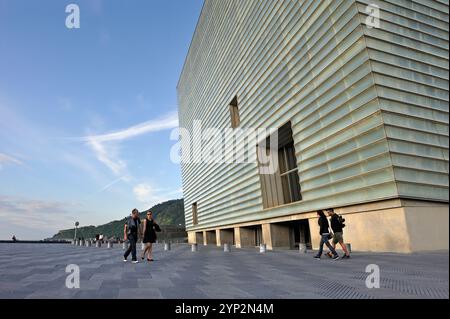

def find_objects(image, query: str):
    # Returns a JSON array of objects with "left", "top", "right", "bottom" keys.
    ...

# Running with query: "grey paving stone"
[
  {"left": 0, "top": 243, "right": 448, "bottom": 299},
  {"left": 159, "top": 287, "right": 209, "bottom": 299},
  {"left": 117, "top": 288, "right": 163, "bottom": 299},
  {"left": 25, "top": 287, "right": 78, "bottom": 299},
  {"left": 138, "top": 278, "right": 175, "bottom": 288},
  {"left": 197, "top": 285, "right": 256, "bottom": 299}
]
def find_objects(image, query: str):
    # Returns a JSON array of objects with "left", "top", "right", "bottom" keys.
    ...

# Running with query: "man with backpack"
[
  {"left": 326, "top": 208, "right": 351, "bottom": 259},
  {"left": 123, "top": 208, "right": 142, "bottom": 264}
]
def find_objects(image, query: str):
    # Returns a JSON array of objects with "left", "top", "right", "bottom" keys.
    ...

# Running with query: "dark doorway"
[
  {"left": 277, "top": 220, "right": 311, "bottom": 250},
  {"left": 296, "top": 220, "right": 312, "bottom": 249},
  {"left": 255, "top": 226, "right": 263, "bottom": 246}
]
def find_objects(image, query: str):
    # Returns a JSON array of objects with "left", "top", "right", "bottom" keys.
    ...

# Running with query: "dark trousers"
[
  {"left": 316, "top": 234, "right": 338, "bottom": 257},
  {"left": 124, "top": 234, "right": 137, "bottom": 261}
]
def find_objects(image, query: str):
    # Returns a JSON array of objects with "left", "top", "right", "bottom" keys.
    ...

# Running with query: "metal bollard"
[
  {"left": 346, "top": 243, "right": 352, "bottom": 253},
  {"left": 96, "top": 240, "right": 101, "bottom": 248},
  {"left": 107, "top": 241, "right": 113, "bottom": 249},
  {"left": 299, "top": 243, "right": 308, "bottom": 254},
  {"left": 86, "top": 240, "right": 91, "bottom": 247},
  {"left": 224, "top": 243, "right": 231, "bottom": 253},
  {"left": 75, "top": 240, "right": 79, "bottom": 246},
  {"left": 191, "top": 243, "right": 198, "bottom": 252},
  {"left": 80, "top": 240, "right": 85, "bottom": 247},
  {"left": 71, "top": 240, "right": 75, "bottom": 245},
  {"left": 259, "top": 244, "right": 267, "bottom": 253},
  {"left": 164, "top": 242, "right": 171, "bottom": 251}
]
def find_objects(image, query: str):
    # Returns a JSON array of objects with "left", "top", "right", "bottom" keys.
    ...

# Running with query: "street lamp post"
[{"left": 74, "top": 221, "right": 79, "bottom": 241}]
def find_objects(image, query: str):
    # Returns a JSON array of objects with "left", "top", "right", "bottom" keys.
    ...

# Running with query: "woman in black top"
[
  {"left": 141, "top": 211, "right": 159, "bottom": 262},
  {"left": 314, "top": 210, "right": 339, "bottom": 260}
]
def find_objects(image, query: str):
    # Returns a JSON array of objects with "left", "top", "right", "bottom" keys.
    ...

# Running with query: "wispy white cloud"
[
  {"left": 87, "top": 138, "right": 127, "bottom": 176},
  {"left": 0, "top": 153, "right": 24, "bottom": 170},
  {"left": 73, "top": 111, "right": 178, "bottom": 177},
  {"left": 78, "top": 111, "right": 179, "bottom": 143},
  {"left": 97, "top": 175, "right": 129, "bottom": 193},
  {"left": 133, "top": 183, "right": 159, "bottom": 203}
]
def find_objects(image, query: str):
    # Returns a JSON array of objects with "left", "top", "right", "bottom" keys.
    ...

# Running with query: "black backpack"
[{"left": 337, "top": 215, "right": 346, "bottom": 228}]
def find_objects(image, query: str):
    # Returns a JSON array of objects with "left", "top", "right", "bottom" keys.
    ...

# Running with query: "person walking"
[
  {"left": 314, "top": 210, "right": 339, "bottom": 260},
  {"left": 123, "top": 209, "right": 142, "bottom": 264},
  {"left": 326, "top": 208, "right": 351, "bottom": 259},
  {"left": 141, "top": 211, "right": 160, "bottom": 262}
]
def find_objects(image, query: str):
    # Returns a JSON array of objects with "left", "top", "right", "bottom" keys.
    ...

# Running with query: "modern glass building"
[{"left": 177, "top": 0, "right": 449, "bottom": 253}]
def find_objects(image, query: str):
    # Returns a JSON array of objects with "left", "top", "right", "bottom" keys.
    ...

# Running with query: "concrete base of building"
[
  {"left": 187, "top": 199, "right": 449, "bottom": 253},
  {"left": 309, "top": 199, "right": 449, "bottom": 253}
]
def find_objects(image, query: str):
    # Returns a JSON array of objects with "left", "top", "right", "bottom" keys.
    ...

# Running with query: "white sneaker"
[
  {"left": 123, "top": 259, "right": 127, "bottom": 262},
  {"left": 131, "top": 260, "right": 139, "bottom": 264}
]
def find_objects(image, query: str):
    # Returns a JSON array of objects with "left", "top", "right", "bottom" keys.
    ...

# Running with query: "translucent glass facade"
[{"left": 177, "top": 0, "right": 449, "bottom": 232}]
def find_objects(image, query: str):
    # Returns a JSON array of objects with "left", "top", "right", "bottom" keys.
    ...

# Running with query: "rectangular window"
[
  {"left": 192, "top": 202, "right": 198, "bottom": 225},
  {"left": 257, "top": 122, "right": 302, "bottom": 209},
  {"left": 229, "top": 96, "right": 240, "bottom": 128}
]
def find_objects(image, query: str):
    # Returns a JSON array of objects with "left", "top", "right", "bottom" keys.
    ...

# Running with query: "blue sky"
[{"left": 0, "top": 0, "right": 204, "bottom": 239}]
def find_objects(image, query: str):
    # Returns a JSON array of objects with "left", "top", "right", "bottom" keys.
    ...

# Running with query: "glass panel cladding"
[{"left": 177, "top": 0, "right": 448, "bottom": 230}]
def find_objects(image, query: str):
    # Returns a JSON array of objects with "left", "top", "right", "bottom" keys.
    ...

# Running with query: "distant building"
[{"left": 177, "top": 0, "right": 449, "bottom": 253}]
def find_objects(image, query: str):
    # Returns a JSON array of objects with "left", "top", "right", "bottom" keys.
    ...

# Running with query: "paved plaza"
[{"left": 0, "top": 243, "right": 448, "bottom": 299}]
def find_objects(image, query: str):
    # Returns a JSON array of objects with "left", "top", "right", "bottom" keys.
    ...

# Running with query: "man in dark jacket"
[
  {"left": 123, "top": 209, "right": 142, "bottom": 263},
  {"left": 314, "top": 210, "right": 339, "bottom": 260},
  {"left": 327, "top": 208, "right": 350, "bottom": 259}
]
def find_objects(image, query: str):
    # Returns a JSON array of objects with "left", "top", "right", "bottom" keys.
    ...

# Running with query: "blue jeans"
[
  {"left": 316, "top": 234, "right": 338, "bottom": 257},
  {"left": 124, "top": 234, "right": 137, "bottom": 261}
]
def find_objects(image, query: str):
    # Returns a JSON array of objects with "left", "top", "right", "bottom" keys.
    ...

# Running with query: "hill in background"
[{"left": 52, "top": 199, "right": 185, "bottom": 240}]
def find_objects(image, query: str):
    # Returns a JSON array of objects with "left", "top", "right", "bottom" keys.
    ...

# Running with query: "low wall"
[{"left": 0, "top": 240, "right": 71, "bottom": 244}]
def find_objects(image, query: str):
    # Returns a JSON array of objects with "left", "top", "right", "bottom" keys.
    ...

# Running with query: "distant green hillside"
[{"left": 52, "top": 199, "right": 185, "bottom": 240}]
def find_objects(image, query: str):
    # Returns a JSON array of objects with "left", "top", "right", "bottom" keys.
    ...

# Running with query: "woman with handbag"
[
  {"left": 314, "top": 210, "right": 340, "bottom": 260},
  {"left": 141, "top": 211, "right": 160, "bottom": 262}
]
